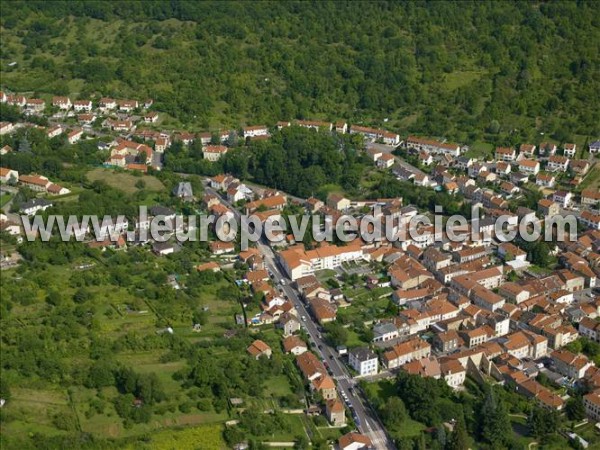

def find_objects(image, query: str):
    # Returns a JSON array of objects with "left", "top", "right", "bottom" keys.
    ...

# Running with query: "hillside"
[{"left": 0, "top": 1, "right": 598, "bottom": 143}]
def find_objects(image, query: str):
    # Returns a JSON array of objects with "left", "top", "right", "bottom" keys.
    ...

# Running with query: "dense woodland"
[{"left": 1, "top": 1, "right": 599, "bottom": 142}]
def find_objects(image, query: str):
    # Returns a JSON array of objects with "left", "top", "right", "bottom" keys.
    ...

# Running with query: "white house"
[
  {"left": 518, "top": 159, "right": 540, "bottom": 175},
  {"left": 203, "top": 145, "right": 228, "bottom": 162},
  {"left": 73, "top": 100, "right": 92, "bottom": 112},
  {"left": 20, "top": 198, "right": 53, "bottom": 216},
  {"left": 243, "top": 125, "right": 269, "bottom": 139},
  {"left": 52, "top": 96, "right": 71, "bottom": 110},
  {"left": 563, "top": 143, "right": 576, "bottom": 158},
  {"left": 348, "top": 347, "right": 378, "bottom": 376},
  {"left": 552, "top": 190, "right": 573, "bottom": 208},
  {"left": 0, "top": 167, "right": 19, "bottom": 183},
  {"left": 547, "top": 155, "right": 570, "bottom": 172}
]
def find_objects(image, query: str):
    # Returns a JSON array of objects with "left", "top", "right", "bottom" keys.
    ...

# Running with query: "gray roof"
[
  {"left": 350, "top": 346, "right": 377, "bottom": 362},
  {"left": 20, "top": 198, "right": 52, "bottom": 210},
  {"left": 173, "top": 182, "right": 193, "bottom": 198},
  {"left": 150, "top": 205, "right": 176, "bottom": 216},
  {"left": 373, "top": 322, "right": 397, "bottom": 337}
]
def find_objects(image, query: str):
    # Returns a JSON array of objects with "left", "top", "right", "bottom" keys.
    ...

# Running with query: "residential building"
[
  {"left": 247, "top": 340, "right": 272, "bottom": 359},
  {"left": 547, "top": 155, "right": 570, "bottom": 172},
  {"left": 563, "top": 143, "right": 576, "bottom": 158},
  {"left": 203, "top": 145, "right": 228, "bottom": 161},
  {"left": 518, "top": 159, "right": 540, "bottom": 175},
  {"left": 348, "top": 347, "right": 378, "bottom": 376},
  {"left": 495, "top": 146, "right": 516, "bottom": 161},
  {"left": 52, "top": 96, "right": 71, "bottom": 110},
  {"left": 73, "top": 100, "right": 92, "bottom": 112}
]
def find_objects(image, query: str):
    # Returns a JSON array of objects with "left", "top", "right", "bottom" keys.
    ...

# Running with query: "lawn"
[
  {"left": 87, "top": 168, "right": 165, "bottom": 195},
  {"left": 465, "top": 141, "right": 494, "bottom": 159},
  {"left": 125, "top": 424, "right": 226, "bottom": 450},
  {"left": 577, "top": 162, "right": 600, "bottom": 191},
  {"left": 0, "top": 192, "right": 11, "bottom": 207}
]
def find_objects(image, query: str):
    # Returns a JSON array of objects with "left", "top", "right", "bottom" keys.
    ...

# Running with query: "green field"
[{"left": 87, "top": 168, "right": 165, "bottom": 194}]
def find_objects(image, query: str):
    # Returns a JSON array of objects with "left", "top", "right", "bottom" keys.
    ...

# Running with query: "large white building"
[
  {"left": 348, "top": 347, "right": 378, "bottom": 376},
  {"left": 279, "top": 243, "right": 364, "bottom": 280}
]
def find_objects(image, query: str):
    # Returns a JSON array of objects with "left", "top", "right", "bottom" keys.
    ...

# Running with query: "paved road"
[{"left": 204, "top": 182, "right": 395, "bottom": 449}]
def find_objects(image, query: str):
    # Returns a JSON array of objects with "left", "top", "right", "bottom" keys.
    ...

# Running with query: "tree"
[
  {"left": 528, "top": 406, "right": 560, "bottom": 439},
  {"left": 324, "top": 323, "right": 348, "bottom": 347},
  {"left": 565, "top": 396, "right": 586, "bottom": 421},
  {"left": 380, "top": 396, "right": 407, "bottom": 427},
  {"left": 479, "top": 388, "right": 511, "bottom": 447},
  {"left": 446, "top": 414, "right": 468, "bottom": 450}
]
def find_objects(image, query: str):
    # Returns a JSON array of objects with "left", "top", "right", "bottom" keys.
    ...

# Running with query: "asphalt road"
[{"left": 204, "top": 182, "right": 395, "bottom": 449}]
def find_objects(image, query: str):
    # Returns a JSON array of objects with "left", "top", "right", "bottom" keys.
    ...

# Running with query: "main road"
[{"left": 203, "top": 182, "right": 396, "bottom": 449}]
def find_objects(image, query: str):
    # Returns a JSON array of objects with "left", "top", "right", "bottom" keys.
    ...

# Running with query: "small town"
[{"left": 1, "top": 85, "right": 599, "bottom": 450}]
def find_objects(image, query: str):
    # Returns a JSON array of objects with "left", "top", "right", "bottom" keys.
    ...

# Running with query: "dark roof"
[
  {"left": 150, "top": 205, "right": 176, "bottom": 216},
  {"left": 20, "top": 198, "right": 52, "bottom": 210}
]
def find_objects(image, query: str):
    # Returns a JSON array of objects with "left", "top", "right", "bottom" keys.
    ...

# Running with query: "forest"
[{"left": 1, "top": 1, "right": 599, "bottom": 143}]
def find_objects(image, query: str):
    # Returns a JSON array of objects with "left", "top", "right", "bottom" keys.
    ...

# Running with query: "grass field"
[
  {"left": 0, "top": 192, "right": 12, "bottom": 207},
  {"left": 87, "top": 168, "right": 165, "bottom": 194}
]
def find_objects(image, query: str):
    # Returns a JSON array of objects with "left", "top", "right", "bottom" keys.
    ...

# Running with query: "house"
[
  {"left": 584, "top": 391, "right": 600, "bottom": 421},
  {"left": 203, "top": 145, "right": 228, "bottom": 161},
  {"left": 348, "top": 347, "right": 378, "bottom": 376},
  {"left": 547, "top": 155, "right": 570, "bottom": 172},
  {"left": 581, "top": 189, "right": 600, "bottom": 208},
  {"left": 296, "top": 119, "right": 333, "bottom": 132},
  {"left": 47, "top": 183, "right": 70, "bottom": 196},
  {"left": 19, "top": 198, "right": 52, "bottom": 216},
  {"left": 243, "top": 125, "right": 269, "bottom": 139},
  {"left": 383, "top": 337, "right": 431, "bottom": 369},
  {"left": 25, "top": 98, "right": 45, "bottom": 112},
  {"left": 0, "top": 167, "right": 18, "bottom": 184},
  {"left": 325, "top": 398, "right": 346, "bottom": 426},
  {"left": 433, "top": 330, "right": 460, "bottom": 353},
  {"left": 538, "top": 199, "right": 560, "bottom": 217},
  {"left": 536, "top": 173, "right": 556, "bottom": 188},
  {"left": 498, "top": 242, "right": 527, "bottom": 262},
  {"left": 551, "top": 349, "right": 593, "bottom": 379},
  {"left": 117, "top": 99, "right": 138, "bottom": 112},
  {"left": 196, "top": 262, "right": 220, "bottom": 272},
  {"left": 500, "top": 181, "right": 519, "bottom": 196},
  {"left": 52, "top": 96, "right": 71, "bottom": 110},
  {"left": 552, "top": 190, "right": 573, "bottom": 208},
  {"left": 495, "top": 146, "right": 516, "bottom": 161},
  {"left": 20, "top": 174, "right": 51, "bottom": 191},
  {"left": 0, "top": 122, "right": 14, "bottom": 135},
  {"left": 152, "top": 242, "right": 177, "bottom": 256},
  {"left": 172, "top": 182, "right": 193, "bottom": 201},
  {"left": 589, "top": 140, "right": 600, "bottom": 155},
  {"left": 338, "top": 432, "right": 373, "bottom": 450},
  {"left": 155, "top": 137, "right": 169, "bottom": 152},
  {"left": 335, "top": 121, "right": 348, "bottom": 134},
  {"left": 245, "top": 195, "right": 287, "bottom": 214},
  {"left": 0, "top": 145, "right": 12, "bottom": 155},
  {"left": 246, "top": 340, "right": 272, "bottom": 359},
  {"left": 377, "top": 153, "right": 395, "bottom": 168},
  {"left": 278, "top": 313, "right": 301, "bottom": 337},
  {"left": 73, "top": 100, "right": 92, "bottom": 112},
  {"left": 518, "top": 159, "right": 540, "bottom": 175},
  {"left": 305, "top": 197, "right": 324, "bottom": 213},
  {"left": 516, "top": 379, "right": 565, "bottom": 411},
  {"left": 372, "top": 322, "right": 399, "bottom": 343},
  {"left": 47, "top": 125, "right": 63, "bottom": 139},
  {"left": 563, "top": 143, "right": 576, "bottom": 158},
  {"left": 210, "top": 241, "right": 235, "bottom": 255},
  {"left": 143, "top": 111, "right": 159, "bottom": 123},
  {"left": 418, "top": 152, "right": 433, "bottom": 166},
  {"left": 580, "top": 211, "right": 600, "bottom": 230},
  {"left": 440, "top": 358, "right": 466, "bottom": 388},
  {"left": 67, "top": 129, "right": 83, "bottom": 144},
  {"left": 77, "top": 113, "right": 96, "bottom": 125},
  {"left": 571, "top": 160, "right": 591, "bottom": 175},
  {"left": 327, "top": 194, "right": 351, "bottom": 211},
  {"left": 404, "top": 136, "right": 460, "bottom": 156},
  {"left": 539, "top": 142, "right": 557, "bottom": 156},
  {"left": 296, "top": 352, "right": 326, "bottom": 381},
  {"left": 98, "top": 98, "right": 116, "bottom": 110},
  {"left": 519, "top": 144, "right": 536, "bottom": 158},
  {"left": 283, "top": 335, "right": 307, "bottom": 355}
]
